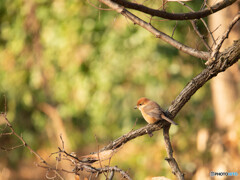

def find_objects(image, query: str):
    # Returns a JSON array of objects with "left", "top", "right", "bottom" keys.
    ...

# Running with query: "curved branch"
[
  {"left": 99, "top": 0, "right": 210, "bottom": 60},
  {"left": 100, "top": 122, "right": 164, "bottom": 152},
  {"left": 168, "top": 40, "right": 240, "bottom": 117},
  {"left": 111, "top": 0, "right": 237, "bottom": 20}
]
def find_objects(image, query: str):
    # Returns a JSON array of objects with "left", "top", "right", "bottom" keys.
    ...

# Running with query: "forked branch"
[{"left": 206, "top": 13, "right": 240, "bottom": 65}]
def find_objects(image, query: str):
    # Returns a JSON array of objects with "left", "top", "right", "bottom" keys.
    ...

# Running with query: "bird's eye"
[{"left": 139, "top": 103, "right": 142, "bottom": 106}]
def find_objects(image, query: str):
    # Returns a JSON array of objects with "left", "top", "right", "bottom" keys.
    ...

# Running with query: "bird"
[{"left": 135, "top": 97, "right": 177, "bottom": 125}]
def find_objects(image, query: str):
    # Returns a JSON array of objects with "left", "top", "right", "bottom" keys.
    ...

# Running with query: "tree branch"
[
  {"left": 177, "top": 1, "right": 215, "bottom": 48},
  {"left": 110, "top": 0, "right": 237, "bottom": 20},
  {"left": 0, "top": 113, "right": 131, "bottom": 180},
  {"left": 100, "top": 122, "right": 164, "bottom": 152},
  {"left": 77, "top": 165, "right": 132, "bottom": 180},
  {"left": 85, "top": 39, "right": 240, "bottom": 179},
  {"left": 190, "top": 20, "right": 211, "bottom": 51},
  {"left": 99, "top": 0, "right": 210, "bottom": 60},
  {"left": 206, "top": 13, "right": 240, "bottom": 65},
  {"left": 0, "top": 113, "right": 64, "bottom": 180},
  {"left": 163, "top": 125, "right": 184, "bottom": 180},
  {"left": 168, "top": 40, "right": 240, "bottom": 117}
]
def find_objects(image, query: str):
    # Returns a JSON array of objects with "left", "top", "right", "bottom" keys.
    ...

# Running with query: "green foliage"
[{"left": 0, "top": 0, "right": 214, "bottom": 179}]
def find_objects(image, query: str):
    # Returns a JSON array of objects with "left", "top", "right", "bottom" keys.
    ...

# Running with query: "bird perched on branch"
[{"left": 135, "top": 97, "right": 177, "bottom": 125}]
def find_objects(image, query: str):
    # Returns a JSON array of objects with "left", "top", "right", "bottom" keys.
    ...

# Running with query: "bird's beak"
[{"left": 134, "top": 106, "right": 138, "bottom": 109}]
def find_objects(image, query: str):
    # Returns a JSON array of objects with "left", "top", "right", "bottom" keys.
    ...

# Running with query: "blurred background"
[{"left": 0, "top": 0, "right": 239, "bottom": 179}]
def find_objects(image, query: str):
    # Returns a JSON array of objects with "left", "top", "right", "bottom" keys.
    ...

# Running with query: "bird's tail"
[{"left": 161, "top": 114, "right": 178, "bottom": 125}]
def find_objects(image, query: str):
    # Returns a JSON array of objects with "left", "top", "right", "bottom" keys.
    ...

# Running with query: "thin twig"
[
  {"left": 109, "top": 170, "right": 115, "bottom": 180},
  {"left": 209, "top": 24, "right": 222, "bottom": 49},
  {"left": 37, "top": 164, "right": 75, "bottom": 174},
  {"left": 206, "top": 13, "right": 240, "bottom": 65},
  {"left": 0, "top": 130, "right": 13, "bottom": 136},
  {"left": 211, "top": 24, "right": 222, "bottom": 34},
  {"left": 79, "top": 165, "right": 132, "bottom": 180},
  {"left": 171, "top": 21, "right": 178, "bottom": 38},
  {"left": 60, "top": 134, "right": 65, "bottom": 150},
  {"left": 1, "top": 144, "right": 24, "bottom": 151},
  {"left": 58, "top": 147, "right": 83, "bottom": 163},
  {"left": 190, "top": 20, "right": 211, "bottom": 51},
  {"left": 200, "top": 0, "right": 208, "bottom": 10},
  {"left": 177, "top": 1, "right": 216, "bottom": 47},
  {"left": 0, "top": 113, "right": 64, "bottom": 180},
  {"left": 87, "top": 0, "right": 113, "bottom": 11},
  {"left": 95, "top": 135, "right": 108, "bottom": 179}
]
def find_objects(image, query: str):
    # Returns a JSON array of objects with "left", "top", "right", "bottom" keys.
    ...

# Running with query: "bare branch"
[
  {"left": 176, "top": 1, "right": 215, "bottom": 49},
  {"left": 109, "top": 170, "right": 114, "bottom": 180},
  {"left": 206, "top": 13, "right": 240, "bottom": 65},
  {"left": 163, "top": 125, "right": 184, "bottom": 179},
  {"left": 171, "top": 21, "right": 178, "bottom": 38},
  {"left": 99, "top": 0, "right": 210, "bottom": 60},
  {"left": 0, "top": 114, "right": 131, "bottom": 180},
  {"left": 51, "top": 145, "right": 132, "bottom": 179},
  {"left": 99, "top": 122, "right": 164, "bottom": 152},
  {"left": 109, "top": 0, "right": 237, "bottom": 20},
  {"left": 36, "top": 164, "right": 75, "bottom": 174},
  {"left": 76, "top": 164, "right": 132, "bottom": 180},
  {"left": 87, "top": 0, "right": 113, "bottom": 11},
  {"left": 95, "top": 135, "right": 108, "bottom": 179},
  {"left": 190, "top": 20, "right": 211, "bottom": 51},
  {"left": 58, "top": 147, "right": 84, "bottom": 163},
  {"left": 1, "top": 144, "right": 24, "bottom": 151},
  {"left": 168, "top": 40, "right": 240, "bottom": 117},
  {"left": 60, "top": 134, "right": 65, "bottom": 150},
  {"left": 0, "top": 113, "right": 64, "bottom": 180},
  {"left": 0, "top": 128, "right": 13, "bottom": 136}
]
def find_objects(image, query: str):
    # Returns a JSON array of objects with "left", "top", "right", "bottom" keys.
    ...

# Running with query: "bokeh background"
[{"left": 0, "top": 0, "right": 239, "bottom": 179}]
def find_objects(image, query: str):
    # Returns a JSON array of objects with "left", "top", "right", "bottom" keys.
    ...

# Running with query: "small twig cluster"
[
  {"left": 0, "top": 111, "right": 64, "bottom": 180},
  {"left": 0, "top": 111, "right": 131, "bottom": 179}
]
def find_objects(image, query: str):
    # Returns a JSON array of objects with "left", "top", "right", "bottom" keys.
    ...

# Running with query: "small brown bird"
[{"left": 135, "top": 97, "right": 177, "bottom": 125}]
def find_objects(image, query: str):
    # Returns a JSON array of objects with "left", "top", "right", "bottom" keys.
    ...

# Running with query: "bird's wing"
[
  {"left": 144, "top": 106, "right": 177, "bottom": 125},
  {"left": 143, "top": 105, "right": 163, "bottom": 119}
]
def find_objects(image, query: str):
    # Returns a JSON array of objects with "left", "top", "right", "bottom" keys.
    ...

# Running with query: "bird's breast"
[{"left": 141, "top": 110, "right": 157, "bottom": 124}]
